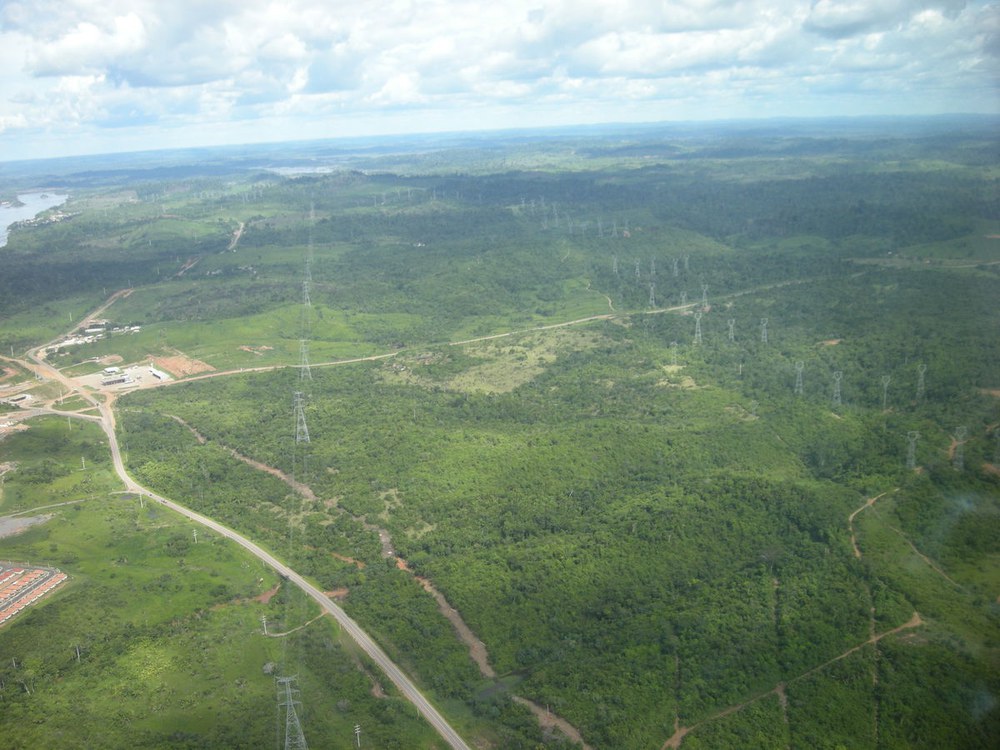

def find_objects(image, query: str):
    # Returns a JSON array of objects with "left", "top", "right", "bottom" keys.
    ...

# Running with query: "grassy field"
[{"left": 0, "top": 418, "right": 446, "bottom": 749}]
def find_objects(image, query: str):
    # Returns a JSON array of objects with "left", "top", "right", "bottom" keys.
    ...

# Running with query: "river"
[{"left": 0, "top": 191, "right": 69, "bottom": 247}]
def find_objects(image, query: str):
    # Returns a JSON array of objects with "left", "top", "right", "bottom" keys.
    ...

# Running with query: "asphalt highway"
[{"left": 13, "top": 334, "right": 472, "bottom": 750}]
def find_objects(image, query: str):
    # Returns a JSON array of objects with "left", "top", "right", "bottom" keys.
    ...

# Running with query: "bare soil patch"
[
  {"left": 255, "top": 583, "right": 281, "bottom": 604},
  {"left": 513, "top": 696, "right": 593, "bottom": 750},
  {"left": 331, "top": 552, "right": 365, "bottom": 569},
  {"left": 153, "top": 353, "right": 215, "bottom": 378},
  {"left": 820, "top": 338, "right": 842, "bottom": 346},
  {"left": 0, "top": 514, "right": 53, "bottom": 539},
  {"left": 239, "top": 345, "right": 273, "bottom": 356}
]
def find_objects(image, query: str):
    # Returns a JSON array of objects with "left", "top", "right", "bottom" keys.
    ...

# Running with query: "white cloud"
[{"left": 0, "top": 0, "right": 996, "bottom": 159}]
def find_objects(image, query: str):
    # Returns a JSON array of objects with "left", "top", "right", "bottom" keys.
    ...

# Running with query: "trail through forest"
[
  {"left": 848, "top": 489, "right": 897, "bottom": 558},
  {"left": 174, "top": 423, "right": 592, "bottom": 746},
  {"left": 661, "top": 613, "right": 923, "bottom": 749}
]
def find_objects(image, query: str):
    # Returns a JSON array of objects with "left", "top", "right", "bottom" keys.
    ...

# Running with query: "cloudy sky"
[{"left": 0, "top": 0, "right": 997, "bottom": 161}]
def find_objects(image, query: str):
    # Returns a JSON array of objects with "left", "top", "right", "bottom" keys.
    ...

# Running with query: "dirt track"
[
  {"left": 661, "top": 613, "right": 924, "bottom": 749},
  {"left": 848, "top": 489, "right": 897, "bottom": 558}
]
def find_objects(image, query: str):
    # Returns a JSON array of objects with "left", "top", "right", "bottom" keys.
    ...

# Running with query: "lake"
[{"left": 0, "top": 191, "right": 69, "bottom": 247}]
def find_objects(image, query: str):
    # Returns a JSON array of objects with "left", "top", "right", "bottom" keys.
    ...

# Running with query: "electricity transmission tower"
[
  {"left": 277, "top": 677, "right": 309, "bottom": 750},
  {"left": 881, "top": 375, "right": 892, "bottom": 410},
  {"left": 701, "top": 283, "right": 708, "bottom": 308},
  {"left": 760, "top": 318, "right": 768, "bottom": 344},
  {"left": 953, "top": 426, "right": 967, "bottom": 471},
  {"left": 794, "top": 361, "right": 804, "bottom": 396},
  {"left": 727, "top": 318, "right": 735, "bottom": 342},
  {"left": 648, "top": 283, "right": 656, "bottom": 308},
  {"left": 916, "top": 363, "right": 927, "bottom": 401},
  {"left": 906, "top": 431, "right": 920, "bottom": 470},
  {"left": 300, "top": 280, "right": 312, "bottom": 339},
  {"left": 299, "top": 340, "right": 312, "bottom": 381},
  {"left": 832, "top": 371, "right": 843, "bottom": 407},
  {"left": 693, "top": 312, "right": 703, "bottom": 345},
  {"left": 294, "top": 392, "right": 310, "bottom": 445}
]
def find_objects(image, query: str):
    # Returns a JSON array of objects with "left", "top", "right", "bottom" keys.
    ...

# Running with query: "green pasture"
[{"left": 0, "top": 416, "right": 445, "bottom": 749}]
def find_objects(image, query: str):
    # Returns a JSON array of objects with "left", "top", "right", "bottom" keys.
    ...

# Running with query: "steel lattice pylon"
[
  {"left": 294, "top": 392, "right": 310, "bottom": 444},
  {"left": 277, "top": 677, "right": 308, "bottom": 750}
]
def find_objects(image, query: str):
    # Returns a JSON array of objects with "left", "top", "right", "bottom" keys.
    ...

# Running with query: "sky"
[{"left": 0, "top": 0, "right": 997, "bottom": 161}]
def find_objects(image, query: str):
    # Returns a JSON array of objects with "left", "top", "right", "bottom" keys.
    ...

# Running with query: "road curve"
[
  {"left": 94, "top": 399, "right": 471, "bottom": 750},
  {"left": 12, "top": 308, "right": 471, "bottom": 750}
]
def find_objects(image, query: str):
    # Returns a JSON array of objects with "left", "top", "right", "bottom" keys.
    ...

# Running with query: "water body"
[{"left": 0, "top": 191, "right": 69, "bottom": 247}]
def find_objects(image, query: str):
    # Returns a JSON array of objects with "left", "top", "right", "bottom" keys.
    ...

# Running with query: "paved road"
[
  {"left": 11, "top": 293, "right": 472, "bottom": 750},
  {"left": 93, "top": 399, "right": 472, "bottom": 750}
]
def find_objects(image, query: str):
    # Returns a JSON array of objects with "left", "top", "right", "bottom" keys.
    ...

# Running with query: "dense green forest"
[{"left": 2, "top": 118, "right": 998, "bottom": 748}]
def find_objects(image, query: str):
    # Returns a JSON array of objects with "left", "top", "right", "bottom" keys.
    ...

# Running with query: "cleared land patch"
[
  {"left": 152, "top": 351, "right": 215, "bottom": 377},
  {"left": 382, "top": 327, "right": 603, "bottom": 394}
]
